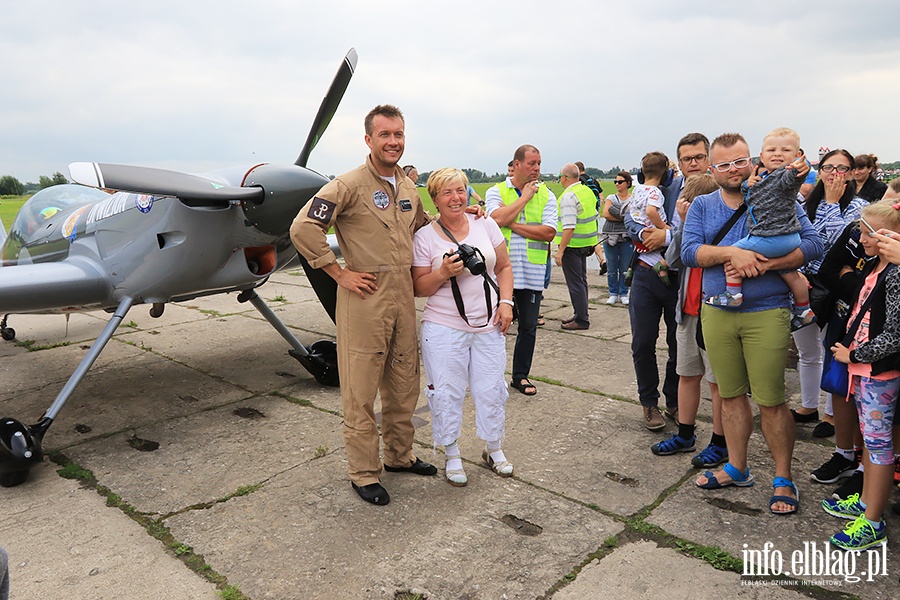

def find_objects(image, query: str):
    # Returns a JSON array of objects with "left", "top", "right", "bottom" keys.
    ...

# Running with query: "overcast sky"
[{"left": 3, "top": 1, "right": 898, "bottom": 184}]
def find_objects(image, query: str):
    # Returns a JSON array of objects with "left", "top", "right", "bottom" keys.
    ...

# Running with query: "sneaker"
[
  {"left": 705, "top": 291, "right": 743, "bottom": 307},
  {"left": 691, "top": 443, "right": 729, "bottom": 468},
  {"left": 643, "top": 406, "right": 665, "bottom": 431},
  {"left": 606, "top": 295, "right": 619, "bottom": 305},
  {"left": 811, "top": 452, "right": 858, "bottom": 484},
  {"left": 832, "top": 470, "right": 864, "bottom": 500},
  {"left": 651, "top": 433, "right": 695, "bottom": 456},
  {"left": 830, "top": 515, "right": 887, "bottom": 551},
  {"left": 663, "top": 407, "right": 679, "bottom": 424},
  {"left": 620, "top": 295, "right": 629, "bottom": 306},
  {"left": 822, "top": 492, "right": 866, "bottom": 519},
  {"left": 790, "top": 308, "right": 817, "bottom": 331}
]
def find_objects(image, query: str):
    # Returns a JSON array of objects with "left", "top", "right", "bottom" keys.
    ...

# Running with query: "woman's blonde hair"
[
  {"left": 427, "top": 168, "right": 469, "bottom": 200},
  {"left": 861, "top": 198, "right": 900, "bottom": 232}
]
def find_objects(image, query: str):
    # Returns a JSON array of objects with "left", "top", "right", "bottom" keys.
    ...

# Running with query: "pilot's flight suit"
[{"left": 291, "top": 156, "right": 428, "bottom": 486}]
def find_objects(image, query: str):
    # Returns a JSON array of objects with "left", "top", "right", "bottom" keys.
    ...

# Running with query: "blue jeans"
[
  {"left": 628, "top": 263, "right": 679, "bottom": 409},
  {"left": 603, "top": 240, "right": 634, "bottom": 297},
  {"left": 512, "top": 288, "right": 543, "bottom": 381}
]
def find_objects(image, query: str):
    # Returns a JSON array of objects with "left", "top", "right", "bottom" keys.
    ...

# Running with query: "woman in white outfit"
[{"left": 412, "top": 168, "right": 515, "bottom": 486}]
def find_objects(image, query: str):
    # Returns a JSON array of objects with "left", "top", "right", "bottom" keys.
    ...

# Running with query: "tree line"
[{"left": 0, "top": 172, "right": 68, "bottom": 196}]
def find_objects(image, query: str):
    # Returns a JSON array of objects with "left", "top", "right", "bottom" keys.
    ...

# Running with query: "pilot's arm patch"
[{"left": 308, "top": 197, "right": 336, "bottom": 224}]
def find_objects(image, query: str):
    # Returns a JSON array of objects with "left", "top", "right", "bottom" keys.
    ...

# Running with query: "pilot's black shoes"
[
  {"left": 352, "top": 482, "right": 390, "bottom": 505},
  {"left": 384, "top": 457, "right": 437, "bottom": 476}
]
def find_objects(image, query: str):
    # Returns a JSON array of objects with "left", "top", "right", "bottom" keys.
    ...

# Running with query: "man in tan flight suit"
[{"left": 291, "top": 104, "right": 436, "bottom": 506}]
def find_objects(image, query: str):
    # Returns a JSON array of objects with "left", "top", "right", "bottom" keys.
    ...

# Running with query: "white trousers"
[
  {"left": 420, "top": 321, "right": 509, "bottom": 446},
  {"left": 792, "top": 323, "right": 830, "bottom": 413}
]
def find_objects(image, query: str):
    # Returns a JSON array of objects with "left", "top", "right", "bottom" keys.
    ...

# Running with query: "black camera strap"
[{"left": 436, "top": 219, "right": 500, "bottom": 328}]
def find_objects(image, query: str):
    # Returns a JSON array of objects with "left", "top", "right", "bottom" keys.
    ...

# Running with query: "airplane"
[{"left": 0, "top": 49, "right": 359, "bottom": 488}]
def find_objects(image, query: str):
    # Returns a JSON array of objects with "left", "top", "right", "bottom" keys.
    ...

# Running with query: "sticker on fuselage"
[
  {"left": 62, "top": 206, "right": 90, "bottom": 242},
  {"left": 86, "top": 192, "right": 134, "bottom": 225},
  {"left": 135, "top": 194, "right": 154, "bottom": 213},
  {"left": 373, "top": 190, "right": 390, "bottom": 210}
]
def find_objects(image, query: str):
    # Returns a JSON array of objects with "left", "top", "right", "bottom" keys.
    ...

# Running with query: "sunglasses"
[{"left": 614, "top": 179, "right": 627, "bottom": 184}]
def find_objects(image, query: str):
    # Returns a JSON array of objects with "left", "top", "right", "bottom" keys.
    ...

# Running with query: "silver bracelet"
[{"left": 499, "top": 299, "right": 514, "bottom": 307}]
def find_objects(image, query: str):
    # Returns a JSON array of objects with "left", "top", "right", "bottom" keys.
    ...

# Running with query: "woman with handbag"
[
  {"left": 791, "top": 150, "right": 868, "bottom": 437},
  {"left": 821, "top": 199, "right": 900, "bottom": 550},
  {"left": 412, "top": 168, "right": 515, "bottom": 487}
]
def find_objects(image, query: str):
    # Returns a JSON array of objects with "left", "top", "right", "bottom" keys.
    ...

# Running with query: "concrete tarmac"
[{"left": 0, "top": 267, "right": 897, "bottom": 599}]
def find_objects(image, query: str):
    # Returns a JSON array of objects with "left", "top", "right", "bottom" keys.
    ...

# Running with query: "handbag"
[
  {"left": 696, "top": 203, "right": 748, "bottom": 350},
  {"left": 820, "top": 265, "right": 894, "bottom": 395},
  {"left": 807, "top": 273, "right": 833, "bottom": 326}
]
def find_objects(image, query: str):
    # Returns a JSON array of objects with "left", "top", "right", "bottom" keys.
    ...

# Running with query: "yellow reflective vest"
[{"left": 494, "top": 182, "right": 552, "bottom": 265}]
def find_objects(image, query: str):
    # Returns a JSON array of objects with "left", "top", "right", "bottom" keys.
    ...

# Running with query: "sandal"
[
  {"left": 510, "top": 378, "right": 537, "bottom": 396},
  {"left": 537, "top": 313, "right": 545, "bottom": 326},
  {"left": 445, "top": 457, "right": 467, "bottom": 487},
  {"left": 696, "top": 462, "right": 755, "bottom": 489},
  {"left": 770, "top": 476, "right": 799, "bottom": 515},
  {"left": 483, "top": 449, "right": 514, "bottom": 477}
]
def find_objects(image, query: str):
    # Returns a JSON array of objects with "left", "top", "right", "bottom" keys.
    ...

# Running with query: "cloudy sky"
[{"left": 3, "top": 1, "right": 898, "bottom": 184}]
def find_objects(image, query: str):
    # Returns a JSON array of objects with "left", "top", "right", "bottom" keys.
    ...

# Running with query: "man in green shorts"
[{"left": 679, "top": 133, "right": 823, "bottom": 515}]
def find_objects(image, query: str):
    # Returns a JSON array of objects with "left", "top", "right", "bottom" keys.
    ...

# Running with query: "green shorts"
[{"left": 700, "top": 306, "right": 791, "bottom": 407}]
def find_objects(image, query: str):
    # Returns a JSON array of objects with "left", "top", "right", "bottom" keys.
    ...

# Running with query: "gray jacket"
[{"left": 745, "top": 167, "right": 804, "bottom": 237}]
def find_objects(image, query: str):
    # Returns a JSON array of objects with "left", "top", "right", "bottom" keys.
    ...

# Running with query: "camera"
[{"left": 445, "top": 243, "right": 486, "bottom": 276}]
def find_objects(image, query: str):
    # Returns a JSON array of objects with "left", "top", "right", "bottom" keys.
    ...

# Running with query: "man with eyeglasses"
[
  {"left": 624, "top": 133, "right": 710, "bottom": 431},
  {"left": 681, "top": 132, "right": 823, "bottom": 515}
]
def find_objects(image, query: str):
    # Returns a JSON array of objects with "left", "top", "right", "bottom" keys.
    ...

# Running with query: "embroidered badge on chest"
[
  {"left": 373, "top": 190, "right": 390, "bottom": 210},
  {"left": 399, "top": 199, "right": 412, "bottom": 212}
]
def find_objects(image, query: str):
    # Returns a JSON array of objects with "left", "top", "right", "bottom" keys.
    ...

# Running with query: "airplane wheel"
[
  {"left": 1, "top": 327, "right": 14, "bottom": 341},
  {"left": 0, "top": 470, "right": 29, "bottom": 488}
]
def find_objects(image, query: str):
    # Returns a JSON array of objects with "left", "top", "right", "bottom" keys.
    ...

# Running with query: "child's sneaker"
[
  {"left": 705, "top": 291, "right": 743, "bottom": 307},
  {"left": 830, "top": 515, "right": 887, "bottom": 551},
  {"left": 651, "top": 434, "right": 696, "bottom": 456},
  {"left": 790, "top": 308, "right": 817, "bottom": 331},
  {"left": 822, "top": 492, "right": 866, "bottom": 519}
]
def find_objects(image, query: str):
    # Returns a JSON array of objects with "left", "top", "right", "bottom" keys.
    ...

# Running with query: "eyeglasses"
[
  {"left": 679, "top": 154, "right": 708, "bottom": 165},
  {"left": 820, "top": 164, "right": 851, "bottom": 174},
  {"left": 614, "top": 179, "right": 627, "bottom": 185},
  {"left": 711, "top": 157, "right": 752, "bottom": 172}
]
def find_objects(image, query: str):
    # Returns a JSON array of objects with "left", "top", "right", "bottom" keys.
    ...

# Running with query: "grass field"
[{"left": 0, "top": 196, "right": 27, "bottom": 232}]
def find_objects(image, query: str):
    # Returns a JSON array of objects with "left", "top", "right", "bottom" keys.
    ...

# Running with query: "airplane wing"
[{"left": 0, "top": 260, "right": 110, "bottom": 313}]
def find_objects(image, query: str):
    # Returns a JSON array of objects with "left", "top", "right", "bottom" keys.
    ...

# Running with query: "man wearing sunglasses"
[{"left": 681, "top": 132, "right": 823, "bottom": 514}]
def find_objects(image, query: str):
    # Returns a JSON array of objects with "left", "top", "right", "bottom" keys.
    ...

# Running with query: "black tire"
[
  {"left": 1, "top": 327, "right": 15, "bottom": 341},
  {"left": 0, "top": 470, "right": 29, "bottom": 488}
]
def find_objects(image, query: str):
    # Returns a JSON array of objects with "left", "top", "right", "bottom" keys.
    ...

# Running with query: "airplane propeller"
[
  {"left": 296, "top": 48, "right": 358, "bottom": 168},
  {"left": 69, "top": 162, "right": 263, "bottom": 206}
]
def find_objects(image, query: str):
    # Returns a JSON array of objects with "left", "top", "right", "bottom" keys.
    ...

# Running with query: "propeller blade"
[
  {"left": 295, "top": 48, "right": 358, "bottom": 168},
  {"left": 69, "top": 162, "right": 264, "bottom": 205}
]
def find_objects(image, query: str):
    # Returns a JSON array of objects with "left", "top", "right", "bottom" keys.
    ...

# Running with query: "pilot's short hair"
[{"left": 365, "top": 104, "right": 404, "bottom": 135}]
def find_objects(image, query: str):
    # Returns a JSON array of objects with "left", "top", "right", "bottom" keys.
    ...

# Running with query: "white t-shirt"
[{"left": 413, "top": 214, "right": 506, "bottom": 333}]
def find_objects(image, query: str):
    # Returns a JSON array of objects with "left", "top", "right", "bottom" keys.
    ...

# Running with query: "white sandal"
[
  {"left": 482, "top": 449, "right": 514, "bottom": 477},
  {"left": 445, "top": 457, "right": 467, "bottom": 487}
]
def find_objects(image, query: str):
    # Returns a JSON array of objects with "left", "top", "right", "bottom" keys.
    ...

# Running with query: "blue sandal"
[
  {"left": 696, "top": 462, "right": 754, "bottom": 489},
  {"left": 769, "top": 476, "right": 799, "bottom": 515}
]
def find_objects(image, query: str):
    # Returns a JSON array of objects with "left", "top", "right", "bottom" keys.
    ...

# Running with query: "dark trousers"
[
  {"left": 561, "top": 246, "right": 591, "bottom": 325},
  {"left": 628, "top": 263, "right": 679, "bottom": 409},
  {"left": 512, "top": 288, "right": 543, "bottom": 381}
]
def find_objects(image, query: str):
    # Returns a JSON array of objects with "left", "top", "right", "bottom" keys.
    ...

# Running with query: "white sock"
[
  {"left": 837, "top": 447, "right": 855, "bottom": 461},
  {"left": 487, "top": 441, "right": 506, "bottom": 463},
  {"left": 445, "top": 442, "right": 462, "bottom": 471}
]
